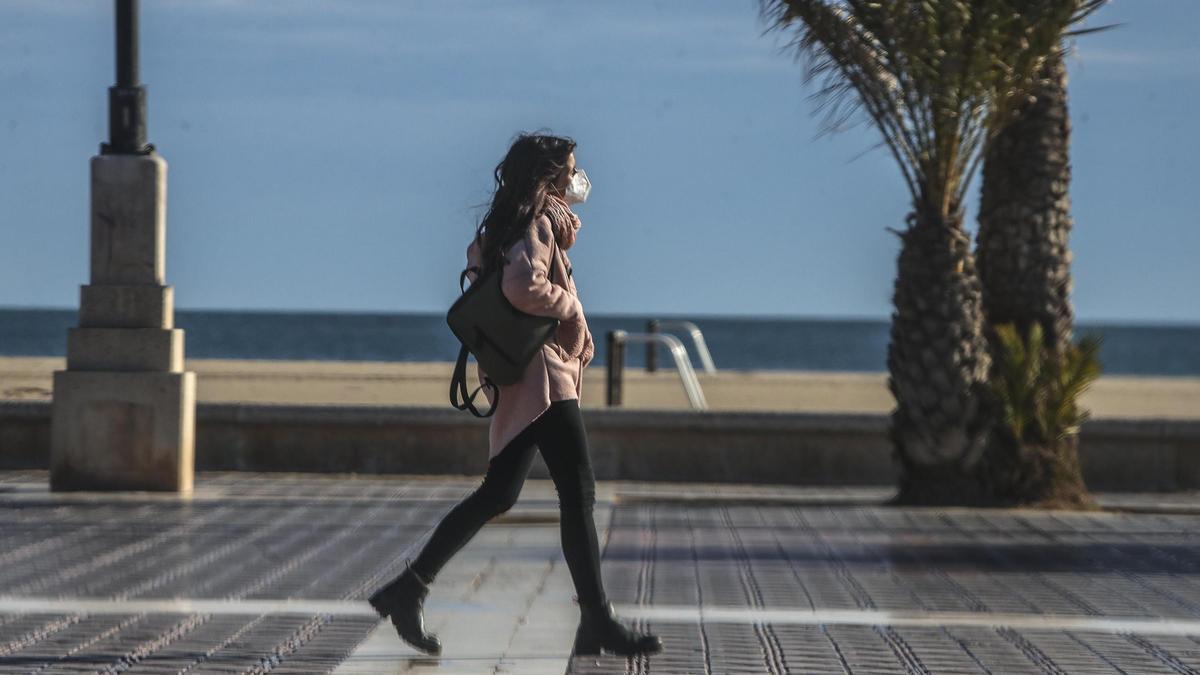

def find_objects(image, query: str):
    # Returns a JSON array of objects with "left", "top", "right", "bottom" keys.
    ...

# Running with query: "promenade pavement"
[{"left": 3, "top": 470, "right": 1200, "bottom": 673}]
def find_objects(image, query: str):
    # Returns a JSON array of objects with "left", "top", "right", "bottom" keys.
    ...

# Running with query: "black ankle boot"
[
  {"left": 367, "top": 563, "right": 442, "bottom": 655},
  {"left": 573, "top": 600, "right": 663, "bottom": 657}
]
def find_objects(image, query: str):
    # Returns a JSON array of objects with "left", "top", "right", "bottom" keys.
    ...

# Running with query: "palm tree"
[
  {"left": 760, "top": 0, "right": 1095, "bottom": 504},
  {"left": 976, "top": 8, "right": 1108, "bottom": 506}
]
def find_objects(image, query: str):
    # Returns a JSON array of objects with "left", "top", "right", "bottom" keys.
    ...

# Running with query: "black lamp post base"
[
  {"left": 101, "top": 142, "right": 155, "bottom": 156},
  {"left": 102, "top": 85, "right": 152, "bottom": 156}
]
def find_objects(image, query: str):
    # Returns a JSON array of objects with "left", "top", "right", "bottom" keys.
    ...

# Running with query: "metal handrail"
[
  {"left": 607, "top": 330, "right": 708, "bottom": 410},
  {"left": 646, "top": 320, "right": 716, "bottom": 374},
  {"left": 658, "top": 320, "right": 716, "bottom": 373}
]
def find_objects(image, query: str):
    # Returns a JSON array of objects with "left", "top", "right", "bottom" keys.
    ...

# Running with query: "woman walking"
[{"left": 368, "top": 132, "right": 663, "bottom": 658}]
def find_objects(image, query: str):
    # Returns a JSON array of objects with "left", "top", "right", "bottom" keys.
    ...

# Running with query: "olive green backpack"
[{"left": 447, "top": 238, "right": 560, "bottom": 417}]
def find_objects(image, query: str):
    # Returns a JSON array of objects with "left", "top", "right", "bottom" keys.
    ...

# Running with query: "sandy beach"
[{"left": 2, "top": 355, "right": 1197, "bottom": 419}]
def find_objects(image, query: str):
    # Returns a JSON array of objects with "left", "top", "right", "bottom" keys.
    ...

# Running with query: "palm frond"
[
  {"left": 1064, "top": 23, "right": 1122, "bottom": 39},
  {"left": 760, "top": 0, "right": 923, "bottom": 200},
  {"left": 760, "top": 0, "right": 1109, "bottom": 220},
  {"left": 988, "top": 323, "right": 1104, "bottom": 445}
]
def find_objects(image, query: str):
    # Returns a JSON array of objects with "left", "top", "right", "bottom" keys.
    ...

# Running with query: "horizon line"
[{"left": 2, "top": 304, "right": 1199, "bottom": 328}]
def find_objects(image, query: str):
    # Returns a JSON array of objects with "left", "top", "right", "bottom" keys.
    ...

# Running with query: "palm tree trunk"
[
  {"left": 888, "top": 209, "right": 993, "bottom": 505},
  {"left": 977, "top": 53, "right": 1075, "bottom": 354},
  {"left": 976, "top": 53, "right": 1092, "bottom": 507}
]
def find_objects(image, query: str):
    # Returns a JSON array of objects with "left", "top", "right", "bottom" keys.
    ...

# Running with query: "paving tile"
[{"left": 6, "top": 471, "right": 1200, "bottom": 673}]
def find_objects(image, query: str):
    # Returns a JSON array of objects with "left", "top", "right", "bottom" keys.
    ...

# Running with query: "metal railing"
[
  {"left": 646, "top": 320, "right": 716, "bottom": 374},
  {"left": 606, "top": 330, "right": 708, "bottom": 410}
]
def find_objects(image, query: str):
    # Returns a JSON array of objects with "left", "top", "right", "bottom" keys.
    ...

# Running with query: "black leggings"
[{"left": 408, "top": 398, "right": 607, "bottom": 608}]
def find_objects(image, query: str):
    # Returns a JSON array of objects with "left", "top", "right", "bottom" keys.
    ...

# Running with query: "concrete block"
[
  {"left": 89, "top": 153, "right": 167, "bottom": 285},
  {"left": 67, "top": 327, "right": 183, "bottom": 372},
  {"left": 49, "top": 370, "right": 195, "bottom": 492},
  {"left": 80, "top": 284, "right": 174, "bottom": 328},
  {"left": 0, "top": 401, "right": 50, "bottom": 469}
]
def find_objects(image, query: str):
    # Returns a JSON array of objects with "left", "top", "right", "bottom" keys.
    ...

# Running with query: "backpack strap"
[
  {"left": 462, "top": 231, "right": 560, "bottom": 292},
  {"left": 449, "top": 343, "right": 497, "bottom": 418}
]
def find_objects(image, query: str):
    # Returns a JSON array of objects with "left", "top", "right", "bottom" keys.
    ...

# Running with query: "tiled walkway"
[
  {"left": 3, "top": 470, "right": 1200, "bottom": 673},
  {"left": 580, "top": 494, "right": 1200, "bottom": 674}
]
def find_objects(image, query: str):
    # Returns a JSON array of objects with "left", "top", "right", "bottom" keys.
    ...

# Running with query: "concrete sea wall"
[{"left": 3, "top": 401, "right": 1199, "bottom": 491}]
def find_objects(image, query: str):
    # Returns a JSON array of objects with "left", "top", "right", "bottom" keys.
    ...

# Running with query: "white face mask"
[{"left": 564, "top": 168, "right": 591, "bottom": 204}]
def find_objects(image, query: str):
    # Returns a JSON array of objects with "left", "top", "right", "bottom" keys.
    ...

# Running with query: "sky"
[{"left": 0, "top": 0, "right": 1197, "bottom": 323}]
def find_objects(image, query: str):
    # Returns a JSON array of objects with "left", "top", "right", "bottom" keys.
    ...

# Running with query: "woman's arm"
[{"left": 501, "top": 215, "right": 582, "bottom": 321}]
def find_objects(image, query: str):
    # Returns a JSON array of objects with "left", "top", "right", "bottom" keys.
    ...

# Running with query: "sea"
[{"left": 1, "top": 308, "right": 1198, "bottom": 376}]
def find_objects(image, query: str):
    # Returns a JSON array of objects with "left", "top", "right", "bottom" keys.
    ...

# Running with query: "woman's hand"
[
  {"left": 554, "top": 316, "right": 588, "bottom": 359},
  {"left": 580, "top": 326, "right": 595, "bottom": 369}
]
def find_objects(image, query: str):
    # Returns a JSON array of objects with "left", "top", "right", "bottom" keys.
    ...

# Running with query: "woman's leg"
[
  {"left": 408, "top": 422, "right": 540, "bottom": 583},
  {"left": 533, "top": 399, "right": 607, "bottom": 608}
]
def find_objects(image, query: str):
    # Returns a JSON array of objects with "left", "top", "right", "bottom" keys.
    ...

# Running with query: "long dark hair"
[{"left": 474, "top": 132, "right": 576, "bottom": 274}]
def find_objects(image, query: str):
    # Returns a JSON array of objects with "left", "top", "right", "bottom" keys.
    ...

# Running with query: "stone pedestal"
[{"left": 50, "top": 153, "right": 196, "bottom": 493}]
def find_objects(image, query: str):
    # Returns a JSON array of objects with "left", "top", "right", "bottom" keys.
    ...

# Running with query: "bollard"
[
  {"left": 646, "top": 320, "right": 658, "bottom": 373},
  {"left": 606, "top": 330, "right": 625, "bottom": 406}
]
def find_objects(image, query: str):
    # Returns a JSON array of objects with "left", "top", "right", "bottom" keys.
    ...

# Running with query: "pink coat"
[{"left": 464, "top": 213, "right": 595, "bottom": 460}]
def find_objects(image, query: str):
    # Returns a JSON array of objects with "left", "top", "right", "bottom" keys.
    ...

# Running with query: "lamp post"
[
  {"left": 50, "top": 0, "right": 196, "bottom": 493},
  {"left": 103, "top": 0, "right": 152, "bottom": 156}
]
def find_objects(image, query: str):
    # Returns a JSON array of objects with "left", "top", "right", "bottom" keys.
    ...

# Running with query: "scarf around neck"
[{"left": 542, "top": 193, "right": 581, "bottom": 250}]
